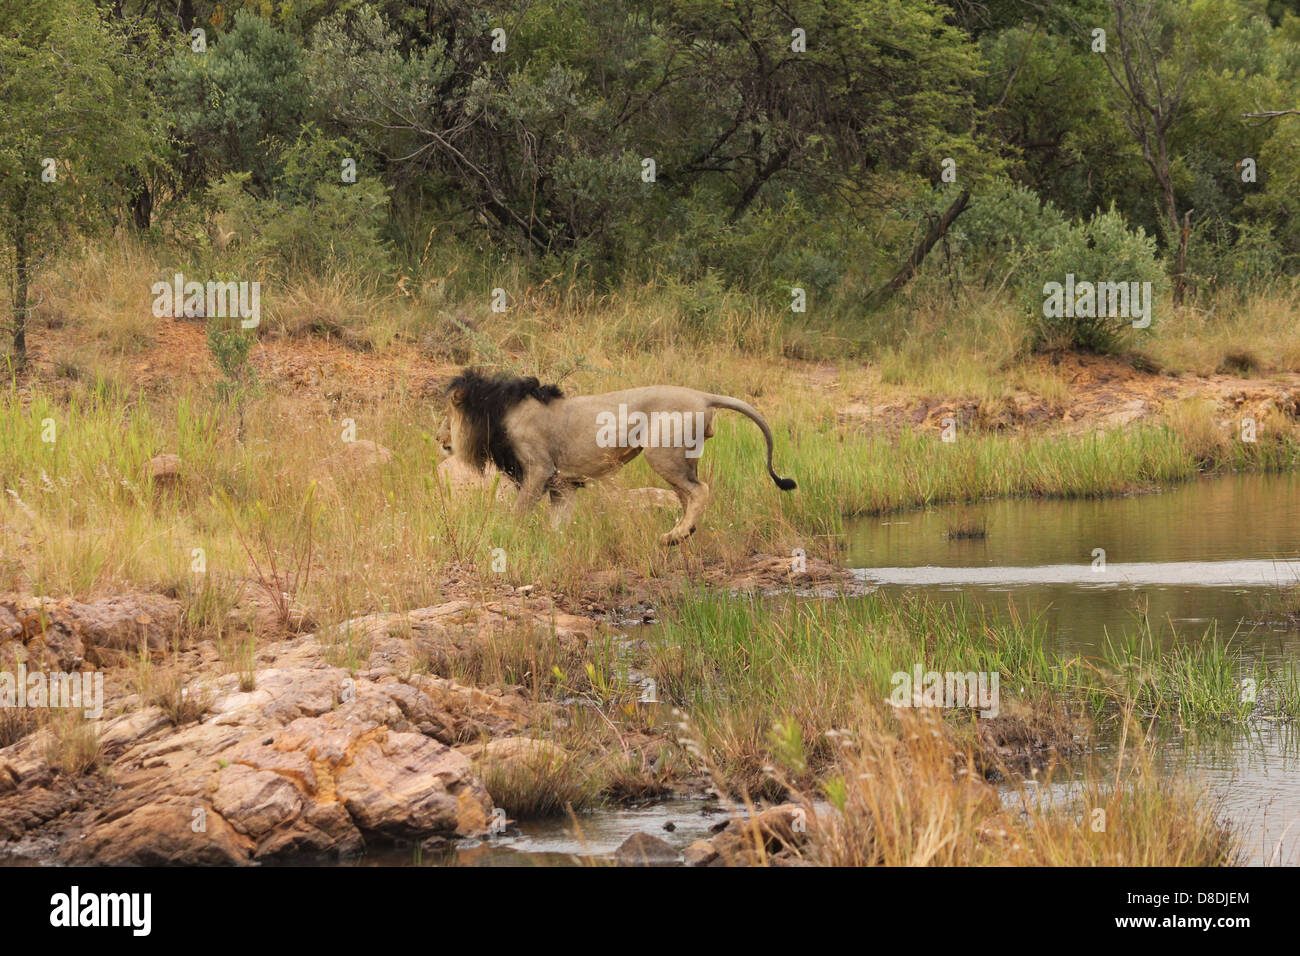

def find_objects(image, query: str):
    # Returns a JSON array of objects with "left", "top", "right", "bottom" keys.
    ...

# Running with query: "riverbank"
[{"left": 4, "top": 257, "right": 1300, "bottom": 865}]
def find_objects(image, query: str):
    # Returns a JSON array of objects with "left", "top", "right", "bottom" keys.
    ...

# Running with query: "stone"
[
  {"left": 145, "top": 453, "right": 182, "bottom": 484},
  {"left": 326, "top": 439, "right": 393, "bottom": 472},
  {"left": 614, "top": 831, "right": 679, "bottom": 867},
  {"left": 62, "top": 802, "right": 251, "bottom": 865},
  {"left": 682, "top": 839, "right": 719, "bottom": 867},
  {"left": 335, "top": 730, "right": 492, "bottom": 838},
  {"left": 211, "top": 764, "right": 305, "bottom": 838}
]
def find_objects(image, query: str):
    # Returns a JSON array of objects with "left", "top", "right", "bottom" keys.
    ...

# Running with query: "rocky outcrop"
[
  {"left": 0, "top": 663, "right": 495, "bottom": 864},
  {"left": 225, "top": 580, "right": 316, "bottom": 636},
  {"left": 0, "top": 595, "right": 599, "bottom": 864},
  {"left": 318, "top": 599, "right": 593, "bottom": 681},
  {"left": 0, "top": 593, "right": 182, "bottom": 670}
]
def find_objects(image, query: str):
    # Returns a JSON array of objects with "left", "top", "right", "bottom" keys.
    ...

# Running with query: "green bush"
[
  {"left": 162, "top": 12, "right": 307, "bottom": 192},
  {"left": 208, "top": 127, "right": 392, "bottom": 275},
  {"left": 1030, "top": 205, "right": 1168, "bottom": 353},
  {"left": 948, "top": 182, "right": 1167, "bottom": 353},
  {"left": 948, "top": 181, "right": 1074, "bottom": 288}
]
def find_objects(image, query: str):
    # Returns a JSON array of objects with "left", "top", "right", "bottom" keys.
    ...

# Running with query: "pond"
[{"left": 847, "top": 472, "right": 1300, "bottom": 866}]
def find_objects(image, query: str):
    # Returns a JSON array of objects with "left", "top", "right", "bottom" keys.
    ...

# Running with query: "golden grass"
[
  {"left": 792, "top": 705, "right": 1238, "bottom": 867},
  {"left": 5, "top": 248, "right": 1299, "bottom": 618},
  {"left": 40, "top": 708, "right": 101, "bottom": 776}
]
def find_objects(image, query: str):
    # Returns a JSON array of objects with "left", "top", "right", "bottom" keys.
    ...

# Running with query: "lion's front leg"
[
  {"left": 514, "top": 469, "right": 551, "bottom": 517},
  {"left": 547, "top": 484, "right": 576, "bottom": 529}
]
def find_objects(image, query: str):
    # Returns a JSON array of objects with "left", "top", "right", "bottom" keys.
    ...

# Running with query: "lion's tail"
[{"left": 706, "top": 395, "right": 797, "bottom": 491}]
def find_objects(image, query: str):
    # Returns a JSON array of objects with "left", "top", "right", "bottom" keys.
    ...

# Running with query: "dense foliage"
[{"left": 4, "top": 0, "right": 1300, "bottom": 361}]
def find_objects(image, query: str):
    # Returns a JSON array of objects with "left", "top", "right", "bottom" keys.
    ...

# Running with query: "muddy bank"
[{"left": 834, "top": 352, "right": 1300, "bottom": 437}]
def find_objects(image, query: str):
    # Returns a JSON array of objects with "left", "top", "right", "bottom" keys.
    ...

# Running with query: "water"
[
  {"left": 845, "top": 472, "right": 1300, "bottom": 865},
  {"left": 360, "top": 798, "right": 721, "bottom": 867}
]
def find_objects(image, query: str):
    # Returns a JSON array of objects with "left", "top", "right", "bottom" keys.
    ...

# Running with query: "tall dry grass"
[{"left": 789, "top": 705, "right": 1239, "bottom": 867}]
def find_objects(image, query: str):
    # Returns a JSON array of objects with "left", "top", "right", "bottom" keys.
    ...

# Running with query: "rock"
[
  {"left": 326, "top": 440, "right": 394, "bottom": 472},
  {"left": 0, "top": 595, "right": 605, "bottom": 864},
  {"left": 96, "top": 708, "right": 173, "bottom": 760},
  {"left": 0, "top": 592, "right": 181, "bottom": 668},
  {"left": 253, "top": 800, "right": 363, "bottom": 860},
  {"left": 145, "top": 454, "right": 182, "bottom": 484},
  {"left": 615, "top": 831, "right": 679, "bottom": 867},
  {"left": 335, "top": 729, "right": 491, "bottom": 838},
  {"left": 35, "top": 655, "right": 496, "bottom": 862},
  {"left": 62, "top": 802, "right": 251, "bottom": 865},
  {"left": 211, "top": 764, "right": 304, "bottom": 838},
  {"left": 226, "top": 580, "right": 315, "bottom": 636},
  {"left": 684, "top": 805, "right": 814, "bottom": 867},
  {"left": 67, "top": 593, "right": 181, "bottom": 655},
  {"left": 682, "top": 839, "right": 720, "bottom": 867},
  {"left": 332, "top": 599, "right": 591, "bottom": 689},
  {"left": 435, "top": 455, "right": 513, "bottom": 501},
  {"left": 0, "top": 605, "right": 21, "bottom": 642},
  {"left": 710, "top": 554, "right": 859, "bottom": 596}
]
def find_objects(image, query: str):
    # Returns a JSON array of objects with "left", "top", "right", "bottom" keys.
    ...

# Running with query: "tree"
[
  {"left": 0, "top": 0, "right": 157, "bottom": 368},
  {"left": 307, "top": 1, "right": 983, "bottom": 256},
  {"left": 161, "top": 10, "right": 308, "bottom": 197},
  {"left": 660, "top": 0, "right": 983, "bottom": 223},
  {"left": 1088, "top": 0, "right": 1231, "bottom": 305}
]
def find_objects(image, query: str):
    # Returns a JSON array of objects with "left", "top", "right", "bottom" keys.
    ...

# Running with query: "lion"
[{"left": 435, "top": 369, "right": 796, "bottom": 545}]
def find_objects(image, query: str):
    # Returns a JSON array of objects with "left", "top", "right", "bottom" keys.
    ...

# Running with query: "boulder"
[
  {"left": 63, "top": 801, "right": 251, "bottom": 866},
  {"left": 145, "top": 453, "right": 182, "bottom": 485},
  {"left": 0, "top": 592, "right": 181, "bottom": 668},
  {"left": 326, "top": 439, "right": 393, "bottom": 472},
  {"left": 614, "top": 831, "right": 679, "bottom": 867},
  {"left": 336, "top": 730, "right": 491, "bottom": 838}
]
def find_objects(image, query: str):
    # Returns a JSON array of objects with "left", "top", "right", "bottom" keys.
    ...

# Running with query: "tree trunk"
[
  {"left": 11, "top": 184, "right": 30, "bottom": 369},
  {"left": 873, "top": 189, "right": 971, "bottom": 304},
  {"left": 129, "top": 172, "right": 152, "bottom": 231},
  {"left": 728, "top": 146, "right": 791, "bottom": 224},
  {"left": 1159, "top": 167, "right": 1186, "bottom": 307},
  {"left": 1174, "top": 209, "right": 1191, "bottom": 306}
]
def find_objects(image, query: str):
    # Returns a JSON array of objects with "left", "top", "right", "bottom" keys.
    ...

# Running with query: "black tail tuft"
[{"left": 773, "top": 476, "right": 797, "bottom": 491}]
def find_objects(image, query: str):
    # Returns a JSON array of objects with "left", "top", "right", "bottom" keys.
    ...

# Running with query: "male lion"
[{"left": 435, "top": 369, "right": 796, "bottom": 545}]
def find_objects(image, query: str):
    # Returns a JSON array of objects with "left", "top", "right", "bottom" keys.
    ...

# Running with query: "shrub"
[
  {"left": 1030, "top": 204, "right": 1168, "bottom": 353},
  {"left": 208, "top": 127, "right": 392, "bottom": 275}
]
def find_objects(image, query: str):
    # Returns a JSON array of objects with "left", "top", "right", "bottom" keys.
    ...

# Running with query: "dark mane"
[{"left": 446, "top": 368, "right": 563, "bottom": 483}]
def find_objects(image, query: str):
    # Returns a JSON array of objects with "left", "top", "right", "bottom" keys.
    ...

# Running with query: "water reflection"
[{"left": 846, "top": 473, "right": 1300, "bottom": 866}]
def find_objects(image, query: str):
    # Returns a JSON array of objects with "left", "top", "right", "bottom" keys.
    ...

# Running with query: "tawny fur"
[{"left": 435, "top": 370, "right": 796, "bottom": 545}]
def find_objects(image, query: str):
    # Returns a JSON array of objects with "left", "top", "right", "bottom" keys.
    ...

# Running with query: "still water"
[{"left": 847, "top": 472, "right": 1300, "bottom": 865}]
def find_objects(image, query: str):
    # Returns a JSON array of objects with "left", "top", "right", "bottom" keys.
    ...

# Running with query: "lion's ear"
[{"left": 449, "top": 386, "right": 466, "bottom": 407}]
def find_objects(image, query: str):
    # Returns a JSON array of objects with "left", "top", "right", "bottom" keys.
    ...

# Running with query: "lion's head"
[{"left": 438, "top": 369, "right": 563, "bottom": 482}]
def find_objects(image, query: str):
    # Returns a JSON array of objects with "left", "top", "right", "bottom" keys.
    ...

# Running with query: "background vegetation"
[{"left": 4, "top": 0, "right": 1300, "bottom": 370}]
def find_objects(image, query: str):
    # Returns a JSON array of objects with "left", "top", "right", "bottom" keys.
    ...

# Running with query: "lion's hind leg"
[{"left": 644, "top": 446, "right": 710, "bottom": 546}]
